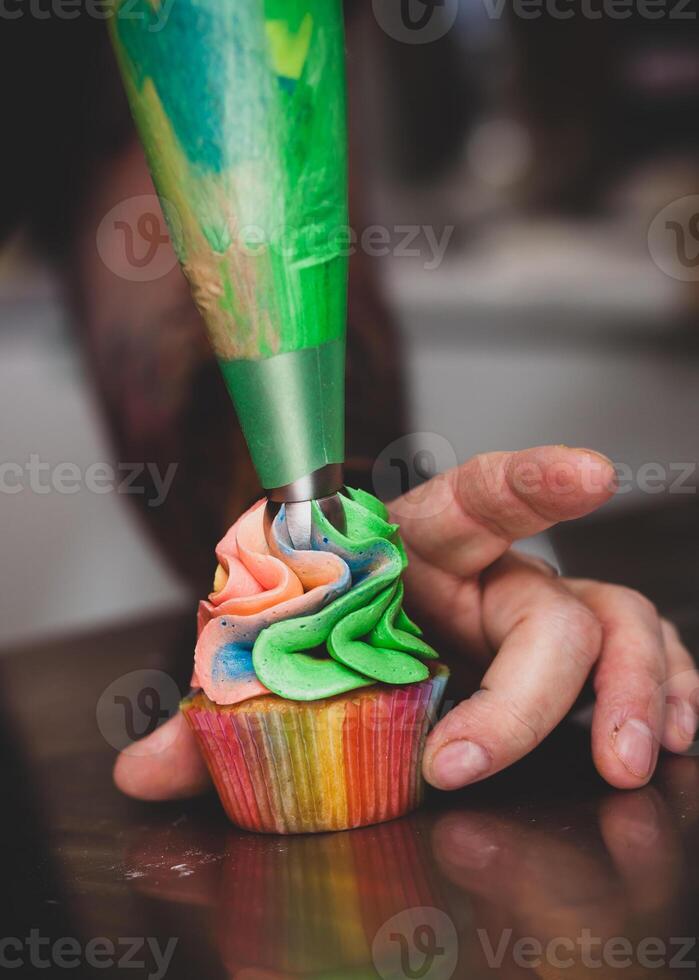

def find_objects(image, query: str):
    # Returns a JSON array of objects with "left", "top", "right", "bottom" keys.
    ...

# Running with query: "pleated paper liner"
[{"left": 182, "top": 664, "right": 449, "bottom": 834}]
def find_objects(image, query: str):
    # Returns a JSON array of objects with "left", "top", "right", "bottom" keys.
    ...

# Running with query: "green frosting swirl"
[{"left": 252, "top": 488, "right": 438, "bottom": 700}]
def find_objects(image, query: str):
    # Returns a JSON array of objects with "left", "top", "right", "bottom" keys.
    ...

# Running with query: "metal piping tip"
[
  {"left": 264, "top": 491, "right": 346, "bottom": 552},
  {"left": 284, "top": 500, "right": 313, "bottom": 550},
  {"left": 267, "top": 462, "right": 344, "bottom": 504},
  {"left": 264, "top": 463, "right": 346, "bottom": 550}
]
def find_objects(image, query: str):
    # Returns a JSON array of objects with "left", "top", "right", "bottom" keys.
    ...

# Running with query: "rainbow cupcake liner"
[{"left": 182, "top": 665, "right": 449, "bottom": 834}]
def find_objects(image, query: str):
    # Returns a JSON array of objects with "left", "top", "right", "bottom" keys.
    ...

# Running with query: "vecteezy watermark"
[
  {"left": 480, "top": 455, "right": 698, "bottom": 498},
  {"left": 371, "top": 0, "right": 692, "bottom": 38},
  {"left": 372, "top": 0, "right": 459, "bottom": 43},
  {"left": 477, "top": 928, "right": 696, "bottom": 970},
  {"left": 326, "top": 224, "right": 455, "bottom": 270},
  {"left": 481, "top": 0, "right": 694, "bottom": 19},
  {"left": 372, "top": 432, "right": 697, "bottom": 523},
  {"left": 0, "top": 456, "right": 178, "bottom": 508},
  {"left": 97, "top": 195, "right": 455, "bottom": 281},
  {"left": 613, "top": 460, "right": 697, "bottom": 495},
  {"left": 372, "top": 907, "right": 459, "bottom": 980},
  {"left": 648, "top": 195, "right": 699, "bottom": 282},
  {"left": 97, "top": 669, "right": 182, "bottom": 754},
  {"left": 0, "top": 932, "right": 178, "bottom": 979},
  {"left": 217, "top": 222, "right": 455, "bottom": 271},
  {"left": 97, "top": 668, "right": 444, "bottom": 753},
  {"left": 0, "top": 0, "right": 175, "bottom": 31}
]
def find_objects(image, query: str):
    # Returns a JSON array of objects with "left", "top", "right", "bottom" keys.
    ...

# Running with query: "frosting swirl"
[{"left": 195, "top": 487, "right": 437, "bottom": 704}]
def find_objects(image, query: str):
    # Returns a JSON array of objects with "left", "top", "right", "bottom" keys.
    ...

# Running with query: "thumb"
[{"left": 113, "top": 712, "right": 211, "bottom": 801}]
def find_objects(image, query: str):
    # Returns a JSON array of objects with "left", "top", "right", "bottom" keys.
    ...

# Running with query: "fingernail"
[
  {"left": 676, "top": 700, "right": 697, "bottom": 742},
  {"left": 574, "top": 449, "right": 618, "bottom": 492},
  {"left": 612, "top": 719, "right": 655, "bottom": 778},
  {"left": 429, "top": 740, "right": 491, "bottom": 790},
  {"left": 571, "top": 447, "right": 614, "bottom": 466}
]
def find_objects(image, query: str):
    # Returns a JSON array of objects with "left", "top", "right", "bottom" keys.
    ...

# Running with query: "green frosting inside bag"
[{"left": 109, "top": 0, "right": 349, "bottom": 489}]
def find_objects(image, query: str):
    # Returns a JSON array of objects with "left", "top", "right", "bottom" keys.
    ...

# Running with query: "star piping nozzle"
[{"left": 264, "top": 464, "right": 346, "bottom": 551}]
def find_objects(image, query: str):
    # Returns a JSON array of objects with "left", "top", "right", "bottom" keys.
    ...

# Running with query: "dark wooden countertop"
[{"left": 3, "top": 499, "right": 699, "bottom": 978}]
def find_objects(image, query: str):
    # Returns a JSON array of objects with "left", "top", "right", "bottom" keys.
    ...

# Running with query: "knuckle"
[
  {"left": 644, "top": 659, "right": 666, "bottom": 689},
  {"left": 543, "top": 596, "right": 602, "bottom": 669},
  {"left": 596, "top": 654, "right": 666, "bottom": 700},
  {"left": 500, "top": 697, "right": 544, "bottom": 751},
  {"left": 431, "top": 696, "right": 480, "bottom": 744},
  {"left": 616, "top": 586, "right": 658, "bottom": 622}
]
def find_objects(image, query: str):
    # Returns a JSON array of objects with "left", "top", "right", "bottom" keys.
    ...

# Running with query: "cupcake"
[{"left": 182, "top": 487, "right": 448, "bottom": 834}]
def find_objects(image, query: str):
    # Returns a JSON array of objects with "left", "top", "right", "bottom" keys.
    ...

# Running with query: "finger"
[
  {"left": 423, "top": 555, "right": 602, "bottom": 790},
  {"left": 398, "top": 551, "right": 559, "bottom": 659},
  {"left": 394, "top": 446, "right": 616, "bottom": 580},
  {"left": 658, "top": 618, "right": 699, "bottom": 753},
  {"left": 113, "top": 712, "right": 211, "bottom": 801},
  {"left": 598, "top": 788, "right": 681, "bottom": 916},
  {"left": 568, "top": 580, "right": 666, "bottom": 789}
]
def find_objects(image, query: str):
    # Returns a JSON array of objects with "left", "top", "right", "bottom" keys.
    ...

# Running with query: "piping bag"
[{"left": 109, "top": 0, "right": 348, "bottom": 545}]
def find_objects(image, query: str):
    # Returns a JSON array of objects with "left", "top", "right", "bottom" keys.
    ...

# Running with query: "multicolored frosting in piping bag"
[{"left": 195, "top": 488, "right": 438, "bottom": 706}]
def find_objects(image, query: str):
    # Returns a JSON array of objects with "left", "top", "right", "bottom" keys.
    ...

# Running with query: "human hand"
[
  {"left": 113, "top": 446, "right": 697, "bottom": 801},
  {"left": 394, "top": 445, "right": 697, "bottom": 791}
]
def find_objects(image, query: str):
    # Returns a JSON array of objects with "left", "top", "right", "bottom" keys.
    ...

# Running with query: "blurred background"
[{"left": 1, "top": 1, "right": 698, "bottom": 648}]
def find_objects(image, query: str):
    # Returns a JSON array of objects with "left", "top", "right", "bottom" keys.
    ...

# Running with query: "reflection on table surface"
[
  {"left": 2, "top": 608, "right": 698, "bottom": 980},
  {"left": 119, "top": 767, "right": 698, "bottom": 980}
]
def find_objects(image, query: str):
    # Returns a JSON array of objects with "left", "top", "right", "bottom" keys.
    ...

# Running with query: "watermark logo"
[
  {"left": 478, "top": 928, "right": 696, "bottom": 970},
  {"left": 648, "top": 195, "right": 699, "bottom": 282},
  {"left": 97, "top": 669, "right": 181, "bottom": 754},
  {"left": 482, "top": 0, "right": 695, "bottom": 19},
  {"left": 238, "top": 222, "right": 454, "bottom": 271},
  {"left": 0, "top": 932, "right": 177, "bottom": 979},
  {"left": 373, "top": 907, "right": 458, "bottom": 980},
  {"left": 372, "top": 0, "right": 693, "bottom": 33},
  {"left": 0, "top": 0, "right": 174, "bottom": 30},
  {"left": 373, "top": 432, "right": 697, "bottom": 520},
  {"left": 97, "top": 209, "right": 453, "bottom": 275},
  {"left": 0, "top": 456, "right": 178, "bottom": 508},
  {"left": 372, "top": 0, "right": 459, "bottom": 44},
  {"left": 97, "top": 195, "right": 181, "bottom": 282},
  {"left": 373, "top": 432, "right": 458, "bottom": 521}
]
